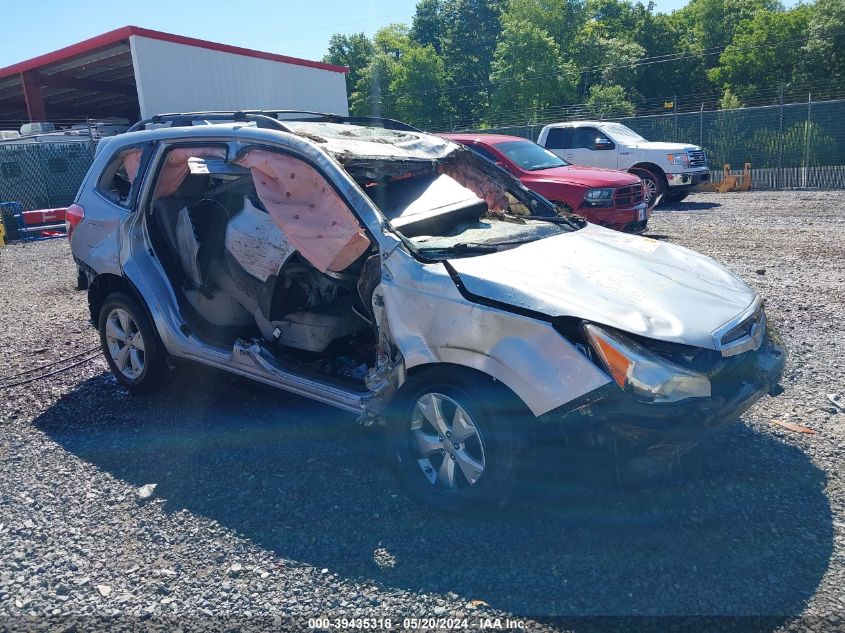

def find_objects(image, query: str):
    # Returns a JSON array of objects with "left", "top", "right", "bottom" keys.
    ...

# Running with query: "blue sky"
[{"left": 0, "top": 0, "right": 799, "bottom": 69}]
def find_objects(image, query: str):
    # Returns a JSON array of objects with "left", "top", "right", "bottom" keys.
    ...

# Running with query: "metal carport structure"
[{"left": 0, "top": 26, "right": 349, "bottom": 128}]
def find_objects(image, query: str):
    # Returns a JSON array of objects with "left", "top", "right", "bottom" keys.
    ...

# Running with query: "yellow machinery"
[{"left": 698, "top": 163, "right": 753, "bottom": 193}]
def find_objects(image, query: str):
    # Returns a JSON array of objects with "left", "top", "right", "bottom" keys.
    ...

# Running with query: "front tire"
[
  {"left": 387, "top": 368, "right": 534, "bottom": 513},
  {"left": 98, "top": 293, "right": 168, "bottom": 392},
  {"left": 630, "top": 168, "right": 666, "bottom": 207}
]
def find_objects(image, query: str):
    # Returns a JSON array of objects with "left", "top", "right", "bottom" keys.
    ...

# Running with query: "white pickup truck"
[{"left": 537, "top": 121, "right": 710, "bottom": 204}]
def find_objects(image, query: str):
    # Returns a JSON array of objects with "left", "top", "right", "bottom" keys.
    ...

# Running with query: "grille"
[
  {"left": 613, "top": 184, "right": 644, "bottom": 207},
  {"left": 688, "top": 150, "right": 707, "bottom": 167}
]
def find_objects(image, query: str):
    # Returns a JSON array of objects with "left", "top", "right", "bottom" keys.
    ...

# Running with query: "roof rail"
[{"left": 127, "top": 110, "right": 422, "bottom": 133}]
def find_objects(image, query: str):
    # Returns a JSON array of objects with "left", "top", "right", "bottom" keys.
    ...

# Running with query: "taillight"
[{"left": 66, "top": 204, "right": 84, "bottom": 241}]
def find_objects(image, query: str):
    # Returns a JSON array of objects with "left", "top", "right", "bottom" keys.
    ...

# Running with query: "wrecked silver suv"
[{"left": 69, "top": 110, "right": 785, "bottom": 511}]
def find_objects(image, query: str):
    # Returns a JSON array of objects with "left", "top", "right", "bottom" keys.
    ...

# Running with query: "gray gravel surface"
[{"left": 1, "top": 189, "right": 844, "bottom": 632}]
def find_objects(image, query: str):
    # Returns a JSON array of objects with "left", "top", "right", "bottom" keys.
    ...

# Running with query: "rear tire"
[
  {"left": 386, "top": 368, "right": 534, "bottom": 513},
  {"left": 98, "top": 293, "right": 168, "bottom": 393}
]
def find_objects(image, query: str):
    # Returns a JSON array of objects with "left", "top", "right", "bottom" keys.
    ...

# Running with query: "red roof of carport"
[{"left": 0, "top": 25, "right": 349, "bottom": 80}]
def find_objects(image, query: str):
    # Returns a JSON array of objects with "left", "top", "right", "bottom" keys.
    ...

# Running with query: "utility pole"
[
  {"left": 777, "top": 84, "right": 784, "bottom": 190},
  {"left": 673, "top": 94, "right": 678, "bottom": 142},
  {"left": 802, "top": 92, "right": 812, "bottom": 188}
]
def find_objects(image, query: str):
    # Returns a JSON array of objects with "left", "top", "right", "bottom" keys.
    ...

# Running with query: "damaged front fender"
[{"left": 378, "top": 249, "right": 611, "bottom": 417}]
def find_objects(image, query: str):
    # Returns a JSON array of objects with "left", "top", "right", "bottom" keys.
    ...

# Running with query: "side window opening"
[
  {"left": 97, "top": 147, "right": 143, "bottom": 206},
  {"left": 145, "top": 144, "right": 379, "bottom": 387},
  {"left": 544, "top": 128, "right": 569, "bottom": 150},
  {"left": 466, "top": 144, "right": 499, "bottom": 164},
  {"left": 571, "top": 127, "right": 600, "bottom": 149}
]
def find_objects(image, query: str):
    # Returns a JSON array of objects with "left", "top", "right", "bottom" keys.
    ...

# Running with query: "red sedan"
[{"left": 442, "top": 133, "right": 650, "bottom": 233}]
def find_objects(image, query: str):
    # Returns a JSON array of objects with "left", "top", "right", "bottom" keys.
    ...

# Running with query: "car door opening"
[{"left": 142, "top": 146, "right": 379, "bottom": 386}]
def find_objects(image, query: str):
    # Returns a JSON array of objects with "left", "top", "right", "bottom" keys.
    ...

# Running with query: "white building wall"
[{"left": 129, "top": 35, "right": 348, "bottom": 118}]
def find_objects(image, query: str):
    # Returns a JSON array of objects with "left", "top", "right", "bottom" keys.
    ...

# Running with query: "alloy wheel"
[
  {"left": 104, "top": 308, "right": 145, "bottom": 380},
  {"left": 409, "top": 393, "right": 486, "bottom": 490},
  {"left": 641, "top": 176, "right": 658, "bottom": 204}
]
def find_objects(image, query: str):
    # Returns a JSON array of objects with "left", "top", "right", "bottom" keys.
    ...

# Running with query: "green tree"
[
  {"left": 629, "top": 9, "right": 709, "bottom": 100},
  {"left": 439, "top": 0, "right": 508, "bottom": 125},
  {"left": 373, "top": 24, "right": 412, "bottom": 60},
  {"left": 502, "top": 0, "right": 586, "bottom": 56},
  {"left": 351, "top": 52, "right": 396, "bottom": 116},
  {"left": 323, "top": 33, "right": 375, "bottom": 96},
  {"left": 349, "top": 25, "right": 412, "bottom": 117},
  {"left": 411, "top": 0, "right": 446, "bottom": 53},
  {"left": 571, "top": 22, "right": 645, "bottom": 97},
  {"left": 802, "top": 0, "right": 845, "bottom": 83},
  {"left": 391, "top": 45, "right": 451, "bottom": 127},
  {"left": 708, "top": 6, "right": 809, "bottom": 97},
  {"left": 585, "top": 83, "right": 636, "bottom": 117},
  {"left": 489, "top": 17, "right": 578, "bottom": 118},
  {"left": 677, "top": 0, "right": 783, "bottom": 69},
  {"left": 719, "top": 87, "right": 743, "bottom": 109},
  {"left": 350, "top": 24, "right": 451, "bottom": 125}
]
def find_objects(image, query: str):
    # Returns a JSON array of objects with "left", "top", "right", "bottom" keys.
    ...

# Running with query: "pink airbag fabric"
[
  {"left": 153, "top": 147, "right": 226, "bottom": 199},
  {"left": 121, "top": 149, "right": 143, "bottom": 183},
  {"left": 236, "top": 150, "right": 371, "bottom": 273}
]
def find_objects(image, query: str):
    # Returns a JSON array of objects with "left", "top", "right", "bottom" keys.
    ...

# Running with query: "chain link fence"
[
  {"left": 1, "top": 97, "right": 843, "bottom": 206},
  {"left": 0, "top": 140, "right": 96, "bottom": 211},
  {"left": 445, "top": 96, "right": 845, "bottom": 190}
]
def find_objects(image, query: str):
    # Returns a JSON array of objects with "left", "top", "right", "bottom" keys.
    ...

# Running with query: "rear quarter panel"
[{"left": 71, "top": 154, "right": 128, "bottom": 277}]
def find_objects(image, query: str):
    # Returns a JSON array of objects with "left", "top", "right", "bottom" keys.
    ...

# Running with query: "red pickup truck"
[{"left": 442, "top": 133, "right": 650, "bottom": 233}]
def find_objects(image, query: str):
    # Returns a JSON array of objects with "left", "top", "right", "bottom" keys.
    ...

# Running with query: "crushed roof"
[{"left": 286, "top": 121, "right": 457, "bottom": 161}]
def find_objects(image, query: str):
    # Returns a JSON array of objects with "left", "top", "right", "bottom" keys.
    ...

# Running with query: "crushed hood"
[{"left": 448, "top": 225, "right": 756, "bottom": 349}]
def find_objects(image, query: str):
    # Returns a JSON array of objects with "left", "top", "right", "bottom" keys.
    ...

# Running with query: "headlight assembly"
[
  {"left": 667, "top": 153, "right": 690, "bottom": 167},
  {"left": 583, "top": 323, "right": 711, "bottom": 403},
  {"left": 583, "top": 188, "right": 614, "bottom": 208}
]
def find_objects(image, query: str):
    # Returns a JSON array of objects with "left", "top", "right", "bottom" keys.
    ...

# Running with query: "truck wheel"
[
  {"left": 98, "top": 293, "right": 168, "bottom": 393},
  {"left": 630, "top": 168, "right": 666, "bottom": 206},
  {"left": 386, "top": 368, "right": 534, "bottom": 514}
]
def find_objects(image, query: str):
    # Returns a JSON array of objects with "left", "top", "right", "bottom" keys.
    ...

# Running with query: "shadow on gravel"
[
  {"left": 657, "top": 201, "right": 721, "bottom": 212},
  {"left": 37, "top": 369, "right": 832, "bottom": 619}
]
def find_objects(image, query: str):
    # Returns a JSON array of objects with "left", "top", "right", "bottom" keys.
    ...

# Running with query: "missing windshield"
[{"left": 343, "top": 148, "right": 582, "bottom": 259}]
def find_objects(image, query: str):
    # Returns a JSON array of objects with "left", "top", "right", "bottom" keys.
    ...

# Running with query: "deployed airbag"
[
  {"left": 155, "top": 147, "right": 226, "bottom": 198},
  {"left": 175, "top": 206, "right": 203, "bottom": 288},
  {"left": 236, "top": 150, "right": 370, "bottom": 273},
  {"left": 225, "top": 198, "right": 295, "bottom": 282},
  {"left": 122, "top": 148, "right": 143, "bottom": 183}
]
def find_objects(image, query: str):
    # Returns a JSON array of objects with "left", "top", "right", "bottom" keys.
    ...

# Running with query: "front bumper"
[
  {"left": 578, "top": 202, "right": 650, "bottom": 232},
  {"left": 667, "top": 169, "right": 710, "bottom": 189},
  {"left": 547, "top": 332, "right": 787, "bottom": 452}
]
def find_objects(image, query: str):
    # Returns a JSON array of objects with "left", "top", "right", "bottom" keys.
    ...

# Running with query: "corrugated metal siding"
[{"left": 130, "top": 36, "right": 349, "bottom": 117}]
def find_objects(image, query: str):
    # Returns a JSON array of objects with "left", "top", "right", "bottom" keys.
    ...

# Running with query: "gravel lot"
[{"left": 1, "top": 189, "right": 844, "bottom": 632}]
